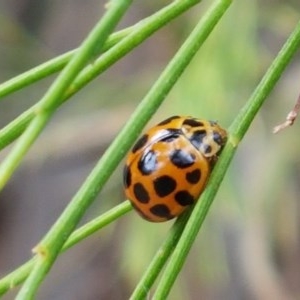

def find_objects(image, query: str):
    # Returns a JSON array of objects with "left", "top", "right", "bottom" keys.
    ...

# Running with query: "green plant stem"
[
  {"left": 63, "top": 201, "right": 132, "bottom": 250},
  {"left": 0, "top": 202, "right": 132, "bottom": 296},
  {"left": 152, "top": 18, "right": 300, "bottom": 300},
  {"left": 0, "top": 27, "right": 132, "bottom": 99},
  {"left": 0, "top": 0, "right": 202, "bottom": 151},
  {"left": 14, "top": 1, "right": 133, "bottom": 299}
]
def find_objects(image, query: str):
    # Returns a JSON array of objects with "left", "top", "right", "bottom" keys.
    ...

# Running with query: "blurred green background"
[{"left": 0, "top": 0, "right": 300, "bottom": 299}]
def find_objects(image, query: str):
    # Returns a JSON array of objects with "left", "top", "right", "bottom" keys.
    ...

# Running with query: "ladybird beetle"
[{"left": 123, "top": 116, "right": 227, "bottom": 222}]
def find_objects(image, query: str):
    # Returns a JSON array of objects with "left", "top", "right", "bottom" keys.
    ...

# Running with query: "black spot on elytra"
[
  {"left": 153, "top": 175, "right": 177, "bottom": 197},
  {"left": 170, "top": 150, "right": 196, "bottom": 169},
  {"left": 133, "top": 183, "right": 150, "bottom": 203},
  {"left": 123, "top": 165, "right": 131, "bottom": 188},
  {"left": 183, "top": 118, "right": 204, "bottom": 127},
  {"left": 150, "top": 204, "right": 172, "bottom": 218},
  {"left": 138, "top": 150, "right": 157, "bottom": 175},
  {"left": 157, "top": 116, "right": 180, "bottom": 126},
  {"left": 213, "top": 131, "right": 224, "bottom": 146},
  {"left": 175, "top": 191, "right": 195, "bottom": 206},
  {"left": 189, "top": 129, "right": 206, "bottom": 149},
  {"left": 186, "top": 169, "right": 201, "bottom": 184},
  {"left": 132, "top": 134, "right": 148, "bottom": 153}
]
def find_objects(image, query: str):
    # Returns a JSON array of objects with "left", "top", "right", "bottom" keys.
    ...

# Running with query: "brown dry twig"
[{"left": 273, "top": 93, "right": 300, "bottom": 133}]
